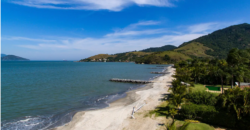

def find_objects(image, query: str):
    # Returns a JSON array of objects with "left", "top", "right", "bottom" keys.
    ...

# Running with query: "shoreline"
[{"left": 54, "top": 66, "right": 175, "bottom": 130}]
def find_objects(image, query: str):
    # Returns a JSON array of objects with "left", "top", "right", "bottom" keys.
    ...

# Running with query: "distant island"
[
  {"left": 1, "top": 55, "right": 30, "bottom": 61},
  {"left": 1, "top": 54, "right": 7, "bottom": 57}
]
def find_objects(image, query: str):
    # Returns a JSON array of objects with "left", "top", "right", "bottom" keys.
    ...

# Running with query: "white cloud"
[
  {"left": 3, "top": 37, "right": 57, "bottom": 43},
  {"left": 10, "top": 0, "right": 175, "bottom": 11},
  {"left": 188, "top": 22, "right": 219, "bottom": 33},
  {"left": 106, "top": 20, "right": 165, "bottom": 37},
  {"left": 4, "top": 21, "right": 231, "bottom": 59},
  {"left": 105, "top": 29, "right": 168, "bottom": 37},
  {"left": 17, "top": 33, "right": 205, "bottom": 53}
]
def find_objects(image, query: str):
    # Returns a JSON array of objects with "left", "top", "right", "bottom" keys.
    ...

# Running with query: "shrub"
[
  {"left": 180, "top": 104, "right": 239, "bottom": 128},
  {"left": 185, "top": 91, "right": 218, "bottom": 106},
  {"left": 180, "top": 103, "right": 217, "bottom": 119}
]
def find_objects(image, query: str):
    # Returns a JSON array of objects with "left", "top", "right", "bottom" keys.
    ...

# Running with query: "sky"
[{"left": 1, "top": 0, "right": 250, "bottom": 60}]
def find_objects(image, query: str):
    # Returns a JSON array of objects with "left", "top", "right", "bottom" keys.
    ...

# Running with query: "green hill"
[
  {"left": 79, "top": 51, "right": 152, "bottom": 62},
  {"left": 140, "top": 45, "right": 177, "bottom": 52},
  {"left": 174, "top": 42, "right": 213, "bottom": 58},
  {"left": 135, "top": 51, "right": 191, "bottom": 64},
  {"left": 180, "top": 23, "right": 250, "bottom": 58},
  {"left": 135, "top": 23, "right": 250, "bottom": 64},
  {"left": 79, "top": 45, "right": 175, "bottom": 62},
  {"left": 80, "top": 23, "right": 250, "bottom": 64},
  {"left": 1, "top": 55, "right": 30, "bottom": 61}
]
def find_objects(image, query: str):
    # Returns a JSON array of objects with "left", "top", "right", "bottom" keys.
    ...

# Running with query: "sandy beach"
[{"left": 55, "top": 66, "right": 175, "bottom": 130}]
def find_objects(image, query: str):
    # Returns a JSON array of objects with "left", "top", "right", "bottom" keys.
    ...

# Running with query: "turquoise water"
[{"left": 1, "top": 61, "right": 165, "bottom": 130}]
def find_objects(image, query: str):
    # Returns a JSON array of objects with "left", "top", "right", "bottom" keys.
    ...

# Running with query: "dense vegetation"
[
  {"left": 140, "top": 45, "right": 177, "bottom": 52},
  {"left": 135, "top": 23, "right": 250, "bottom": 64},
  {"left": 181, "top": 23, "right": 250, "bottom": 59},
  {"left": 175, "top": 48, "right": 250, "bottom": 88},
  {"left": 79, "top": 51, "right": 152, "bottom": 62},
  {"left": 135, "top": 51, "right": 191, "bottom": 64},
  {"left": 159, "top": 48, "right": 250, "bottom": 130}
]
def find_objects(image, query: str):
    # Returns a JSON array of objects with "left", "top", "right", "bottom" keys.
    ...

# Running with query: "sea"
[{"left": 1, "top": 61, "right": 167, "bottom": 130}]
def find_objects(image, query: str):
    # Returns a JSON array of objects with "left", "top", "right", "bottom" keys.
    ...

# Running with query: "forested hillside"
[
  {"left": 140, "top": 45, "right": 177, "bottom": 52},
  {"left": 79, "top": 51, "right": 152, "bottom": 62},
  {"left": 135, "top": 23, "right": 250, "bottom": 64},
  {"left": 181, "top": 23, "right": 250, "bottom": 58}
]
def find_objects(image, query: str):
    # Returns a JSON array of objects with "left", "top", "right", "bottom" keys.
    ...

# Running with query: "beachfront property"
[{"left": 235, "top": 82, "right": 250, "bottom": 89}]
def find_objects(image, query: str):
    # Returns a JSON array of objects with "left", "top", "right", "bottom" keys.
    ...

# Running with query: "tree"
[
  {"left": 168, "top": 80, "right": 187, "bottom": 109},
  {"left": 227, "top": 49, "right": 242, "bottom": 88},
  {"left": 191, "top": 59, "right": 203, "bottom": 84},
  {"left": 221, "top": 87, "right": 245, "bottom": 120},
  {"left": 217, "top": 59, "right": 229, "bottom": 93},
  {"left": 164, "top": 54, "right": 171, "bottom": 61}
]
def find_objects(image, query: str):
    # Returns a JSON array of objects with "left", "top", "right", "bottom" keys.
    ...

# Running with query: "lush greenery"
[
  {"left": 185, "top": 92, "right": 217, "bottom": 106},
  {"left": 135, "top": 51, "right": 191, "bottom": 64},
  {"left": 180, "top": 23, "right": 250, "bottom": 59},
  {"left": 162, "top": 48, "right": 250, "bottom": 129},
  {"left": 140, "top": 45, "right": 177, "bottom": 52},
  {"left": 79, "top": 51, "right": 152, "bottom": 62},
  {"left": 174, "top": 42, "right": 213, "bottom": 58},
  {"left": 174, "top": 48, "right": 250, "bottom": 89}
]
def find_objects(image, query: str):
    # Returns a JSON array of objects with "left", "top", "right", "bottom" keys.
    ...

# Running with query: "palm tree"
[{"left": 218, "top": 59, "right": 229, "bottom": 93}]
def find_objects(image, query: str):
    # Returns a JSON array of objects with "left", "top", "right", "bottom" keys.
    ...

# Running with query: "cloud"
[
  {"left": 4, "top": 21, "right": 230, "bottom": 59},
  {"left": 17, "top": 33, "right": 205, "bottom": 53},
  {"left": 3, "top": 37, "right": 57, "bottom": 43},
  {"left": 105, "top": 29, "right": 168, "bottom": 37},
  {"left": 9, "top": 0, "right": 175, "bottom": 11},
  {"left": 188, "top": 22, "right": 219, "bottom": 33},
  {"left": 105, "top": 20, "right": 166, "bottom": 37}
]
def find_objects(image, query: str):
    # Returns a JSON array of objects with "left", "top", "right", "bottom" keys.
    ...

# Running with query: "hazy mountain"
[
  {"left": 1, "top": 55, "right": 30, "bottom": 61},
  {"left": 1, "top": 54, "right": 7, "bottom": 57}
]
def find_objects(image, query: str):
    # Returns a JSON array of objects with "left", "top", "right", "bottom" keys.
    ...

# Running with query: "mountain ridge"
[
  {"left": 180, "top": 23, "right": 250, "bottom": 58},
  {"left": 80, "top": 23, "right": 250, "bottom": 63},
  {"left": 1, "top": 55, "right": 30, "bottom": 61}
]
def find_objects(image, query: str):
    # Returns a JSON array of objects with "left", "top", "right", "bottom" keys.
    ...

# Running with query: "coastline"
[{"left": 54, "top": 65, "right": 175, "bottom": 130}]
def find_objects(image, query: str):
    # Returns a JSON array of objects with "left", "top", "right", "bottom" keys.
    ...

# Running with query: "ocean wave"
[{"left": 1, "top": 87, "right": 135, "bottom": 130}]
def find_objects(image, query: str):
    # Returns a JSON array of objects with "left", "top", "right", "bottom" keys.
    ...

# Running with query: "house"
[{"left": 236, "top": 82, "right": 250, "bottom": 89}]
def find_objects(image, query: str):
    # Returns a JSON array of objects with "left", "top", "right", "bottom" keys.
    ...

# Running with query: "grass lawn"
[
  {"left": 175, "top": 120, "right": 214, "bottom": 130},
  {"left": 192, "top": 84, "right": 233, "bottom": 92},
  {"left": 183, "top": 122, "right": 214, "bottom": 130},
  {"left": 214, "top": 84, "right": 232, "bottom": 88},
  {"left": 192, "top": 84, "right": 207, "bottom": 92}
]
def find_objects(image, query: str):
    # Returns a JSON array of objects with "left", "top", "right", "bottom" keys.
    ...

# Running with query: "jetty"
[
  {"left": 151, "top": 72, "right": 170, "bottom": 74},
  {"left": 109, "top": 78, "right": 152, "bottom": 84}
]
